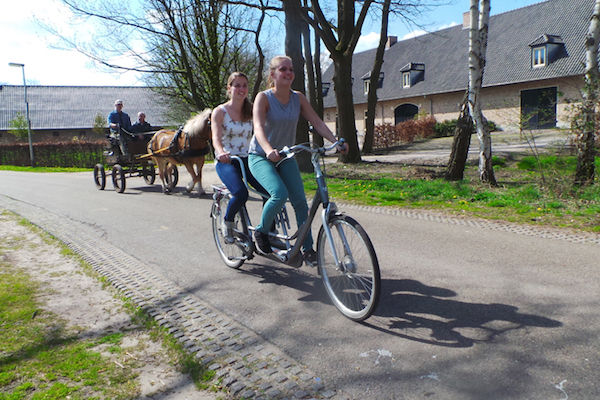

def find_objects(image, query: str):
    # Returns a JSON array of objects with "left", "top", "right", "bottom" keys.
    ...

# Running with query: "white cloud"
[
  {"left": 1, "top": 0, "right": 143, "bottom": 86},
  {"left": 355, "top": 32, "right": 381, "bottom": 53}
]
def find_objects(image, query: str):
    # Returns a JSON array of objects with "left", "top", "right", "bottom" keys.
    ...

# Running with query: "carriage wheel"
[
  {"left": 112, "top": 164, "right": 126, "bottom": 193},
  {"left": 166, "top": 163, "right": 178, "bottom": 191},
  {"left": 93, "top": 163, "right": 106, "bottom": 190},
  {"left": 143, "top": 164, "right": 156, "bottom": 185}
]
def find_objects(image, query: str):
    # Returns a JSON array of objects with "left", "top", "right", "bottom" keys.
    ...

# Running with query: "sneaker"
[
  {"left": 254, "top": 230, "right": 272, "bottom": 254},
  {"left": 303, "top": 249, "right": 318, "bottom": 266},
  {"left": 223, "top": 220, "right": 235, "bottom": 244}
]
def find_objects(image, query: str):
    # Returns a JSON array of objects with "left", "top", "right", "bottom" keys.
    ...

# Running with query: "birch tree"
[
  {"left": 468, "top": 0, "right": 496, "bottom": 184},
  {"left": 575, "top": 0, "right": 600, "bottom": 185},
  {"left": 446, "top": 0, "right": 494, "bottom": 183}
]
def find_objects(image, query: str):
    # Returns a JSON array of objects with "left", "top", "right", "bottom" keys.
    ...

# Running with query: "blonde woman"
[{"left": 249, "top": 56, "right": 347, "bottom": 264}]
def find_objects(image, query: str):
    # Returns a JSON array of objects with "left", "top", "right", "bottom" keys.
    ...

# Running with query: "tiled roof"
[
  {"left": 0, "top": 85, "right": 179, "bottom": 130},
  {"left": 323, "top": 0, "right": 591, "bottom": 107}
]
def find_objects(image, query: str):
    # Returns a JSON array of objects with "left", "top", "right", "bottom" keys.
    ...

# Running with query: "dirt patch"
[
  {"left": 324, "top": 160, "right": 450, "bottom": 181},
  {"left": 0, "top": 211, "right": 216, "bottom": 400}
]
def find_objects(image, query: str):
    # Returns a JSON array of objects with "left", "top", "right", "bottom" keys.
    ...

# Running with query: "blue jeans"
[
  {"left": 215, "top": 157, "right": 266, "bottom": 222},
  {"left": 248, "top": 154, "right": 313, "bottom": 251}
]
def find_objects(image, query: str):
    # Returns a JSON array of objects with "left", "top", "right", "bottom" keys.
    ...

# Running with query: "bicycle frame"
[{"left": 211, "top": 139, "right": 381, "bottom": 321}]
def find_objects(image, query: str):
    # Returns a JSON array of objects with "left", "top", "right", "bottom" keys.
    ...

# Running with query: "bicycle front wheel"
[
  {"left": 317, "top": 215, "right": 380, "bottom": 321},
  {"left": 211, "top": 196, "right": 246, "bottom": 269}
]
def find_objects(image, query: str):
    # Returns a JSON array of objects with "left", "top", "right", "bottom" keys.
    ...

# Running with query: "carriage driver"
[{"left": 107, "top": 99, "right": 133, "bottom": 155}]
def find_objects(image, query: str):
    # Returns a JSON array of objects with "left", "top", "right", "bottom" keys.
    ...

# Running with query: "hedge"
[{"left": 0, "top": 141, "right": 106, "bottom": 168}]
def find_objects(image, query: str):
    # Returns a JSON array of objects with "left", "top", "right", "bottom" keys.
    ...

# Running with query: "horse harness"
[{"left": 150, "top": 122, "right": 211, "bottom": 162}]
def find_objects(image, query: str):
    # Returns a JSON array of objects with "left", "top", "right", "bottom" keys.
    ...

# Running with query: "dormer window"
[
  {"left": 400, "top": 63, "right": 425, "bottom": 88},
  {"left": 529, "top": 34, "right": 565, "bottom": 68},
  {"left": 361, "top": 71, "right": 384, "bottom": 95},
  {"left": 322, "top": 82, "right": 331, "bottom": 97},
  {"left": 532, "top": 47, "right": 546, "bottom": 67},
  {"left": 402, "top": 72, "right": 411, "bottom": 88}
]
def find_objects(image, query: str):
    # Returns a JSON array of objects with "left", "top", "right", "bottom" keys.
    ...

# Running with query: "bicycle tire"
[
  {"left": 211, "top": 196, "right": 246, "bottom": 269},
  {"left": 317, "top": 214, "right": 381, "bottom": 321}
]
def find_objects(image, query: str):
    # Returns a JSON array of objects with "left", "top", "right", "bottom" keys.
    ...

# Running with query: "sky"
[{"left": 1, "top": 0, "right": 545, "bottom": 87}]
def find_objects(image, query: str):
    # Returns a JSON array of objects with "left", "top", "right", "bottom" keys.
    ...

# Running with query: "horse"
[{"left": 147, "top": 109, "right": 212, "bottom": 194}]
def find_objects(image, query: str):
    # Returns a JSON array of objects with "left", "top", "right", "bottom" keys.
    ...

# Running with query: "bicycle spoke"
[{"left": 318, "top": 215, "right": 380, "bottom": 321}]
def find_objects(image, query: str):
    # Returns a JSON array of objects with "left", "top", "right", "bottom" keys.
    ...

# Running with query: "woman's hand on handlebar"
[
  {"left": 267, "top": 149, "right": 282, "bottom": 163},
  {"left": 336, "top": 141, "right": 349, "bottom": 154},
  {"left": 216, "top": 151, "right": 231, "bottom": 163}
]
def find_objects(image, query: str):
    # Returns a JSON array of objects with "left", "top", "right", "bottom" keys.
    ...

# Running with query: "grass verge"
[
  {"left": 308, "top": 154, "right": 600, "bottom": 233},
  {"left": 0, "top": 211, "right": 217, "bottom": 399}
]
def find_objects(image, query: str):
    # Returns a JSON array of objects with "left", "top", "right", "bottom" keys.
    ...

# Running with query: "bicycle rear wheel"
[
  {"left": 317, "top": 215, "right": 380, "bottom": 321},
  {"left": 211, "top": 196, "right": 246, "bottom": 269}
]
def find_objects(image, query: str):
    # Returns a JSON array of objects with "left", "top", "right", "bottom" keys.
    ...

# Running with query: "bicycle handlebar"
[{"left": 279, "top": 138, "right": 345, "bottom": 158}]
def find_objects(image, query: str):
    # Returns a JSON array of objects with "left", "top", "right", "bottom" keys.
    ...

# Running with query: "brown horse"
[{"left": 147, "top": 109, "right": 212, "bottom": 194}]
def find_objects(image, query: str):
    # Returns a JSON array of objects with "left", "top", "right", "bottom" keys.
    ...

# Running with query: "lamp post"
[{"left": 8, "top": 62, "right": 35, "bottom": 167}]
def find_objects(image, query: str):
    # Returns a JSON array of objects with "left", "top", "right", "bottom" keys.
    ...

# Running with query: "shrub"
[
  {"left": 433, "top": 119, "right": 499, "bottom": 138},
  {"left": 434, "top": 119, "right": 458, "bottom": 137},
  {"left": 0, "top": 140, "right": 106, "bottom": 168},
  {"left": 373, "top": 116, "right": 436, "bottom": 149}
]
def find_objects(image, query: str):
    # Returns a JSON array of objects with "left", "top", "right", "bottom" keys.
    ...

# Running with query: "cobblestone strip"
[
  {"left": 339, "top": 203, "right": 600, "bottom": 245},
  {"left": 0, "top": 197, "right": 339, "bottom": 400}
]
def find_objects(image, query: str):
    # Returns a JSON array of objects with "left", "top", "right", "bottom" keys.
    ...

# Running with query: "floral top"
[{"left": 219, "top": 106, "right": 253, "bottom": 157}]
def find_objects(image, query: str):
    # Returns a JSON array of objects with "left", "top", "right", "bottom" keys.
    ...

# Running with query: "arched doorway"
[{"left": 394, "top": 104, "right": 418, "bottom": 124}]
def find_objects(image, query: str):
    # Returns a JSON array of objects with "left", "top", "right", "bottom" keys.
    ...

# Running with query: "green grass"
[
  {"left": 309, "top": 154, "right": 600, "bottom": 232},
  {"left": 0, "top": 213, "right": 219, "bottom": 399},
  {"left": 0, "top": 264, "right": 140, "bottom": 399}
]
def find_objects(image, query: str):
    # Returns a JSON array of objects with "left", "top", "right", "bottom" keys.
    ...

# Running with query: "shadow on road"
[{"left": 363, "top": 278, "right": 562, "bottom": 347}]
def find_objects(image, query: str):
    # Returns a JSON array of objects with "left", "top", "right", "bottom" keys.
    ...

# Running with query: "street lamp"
[{"left": 8, "top": 62, "right": 35, "bottom": 167}]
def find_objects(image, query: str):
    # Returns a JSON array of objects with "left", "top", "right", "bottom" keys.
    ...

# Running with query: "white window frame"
[
  {"left": 364, "top": 80, "right": 370, "bottom": 95},
  {"left": 532, "top": 46, "right": 546, "bottom": 67},
  {"left": 402, "top": 72, "right": 411, "bottom": 88}
]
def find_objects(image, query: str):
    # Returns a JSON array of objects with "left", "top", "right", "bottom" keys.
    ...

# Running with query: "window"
[
  {"left": 361, "top": 71, "right": 384, "bottom": 94},
  {"left": 322, "top": 82, "right": 331, "bottom": 97},
  {"left": 532, "top": 46, "right": 546, "bottom": 67},
  {"left": 402, "top": 72, "right": 411, "bottom": 88}
]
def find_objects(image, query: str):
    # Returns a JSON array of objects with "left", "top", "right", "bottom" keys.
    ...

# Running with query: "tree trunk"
[
  {"left": 302, "top": 19, "right": 320, "bottom": 147},
  {"left": 445, "top": 96, "right": 474, "bottom": 180},
  {"left": 363, "top": 0, "right": 390, "bottom": 155},
  {"left": 468, "top": 0, "right": 496, "bottom": 185},
  {"left": 333, "top": 57, "right": 361, "bottom": 163},
  {"left": 300, "top": 0, "right": 372, "bottom": 163},
  {"left": 251, "top": 3, "right": 266, "bottom": 101},
  {"left": 312, "top": 32, "right": 325, "bottom": 147},
  {"left": 284, "top": 0, "right": 311, "bottom": 171},
  {"left": 575, "top": 0, "right": 600, "bottom": 185}
]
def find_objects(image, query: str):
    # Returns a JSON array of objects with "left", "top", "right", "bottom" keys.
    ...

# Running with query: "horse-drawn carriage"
[
  {"left": 93, "top": 129, "right": 170, "bottom": 193},
  {"left": 93, "top": 109, "right": 211, "bottom": 194}
]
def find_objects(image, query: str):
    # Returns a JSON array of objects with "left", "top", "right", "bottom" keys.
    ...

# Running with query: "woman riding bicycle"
[
  {"left": 249, "top": 56, "right": 347, "bottom": 264},
  {"left": 212, "top": 72, "right": 267, "bottom": 243}
]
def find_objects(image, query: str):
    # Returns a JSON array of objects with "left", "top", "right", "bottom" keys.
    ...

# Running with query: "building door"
[
  {"left": 521, "top": 87, "right": 557, "bottom": 129},
  {"left": 394, "top": 104, "right": 418, "bottom": 125}
]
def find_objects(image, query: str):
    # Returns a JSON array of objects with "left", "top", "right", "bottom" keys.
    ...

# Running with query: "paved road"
[{"left": 1, "top": 160, "right": 599, "bottom": 399}]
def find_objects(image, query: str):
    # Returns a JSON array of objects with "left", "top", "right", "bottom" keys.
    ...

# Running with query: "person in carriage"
[
  {"left": 131, "top": 112, "right": 152, "bottom": 133},
  {"left": 107, "top": 99, "right": 133, "bottom": 155}
]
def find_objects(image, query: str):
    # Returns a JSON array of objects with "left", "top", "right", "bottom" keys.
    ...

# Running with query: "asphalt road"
[{"left": 1, "top": 163, "right": 599, "bottom": 399}]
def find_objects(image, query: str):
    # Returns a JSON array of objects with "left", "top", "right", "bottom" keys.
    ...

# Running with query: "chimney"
[
  {"left": 463, "top": 11, "right": 470, "bottom": 29},
  {"left": 386, "top": 36, "right": 397, "bottom": 49}
]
